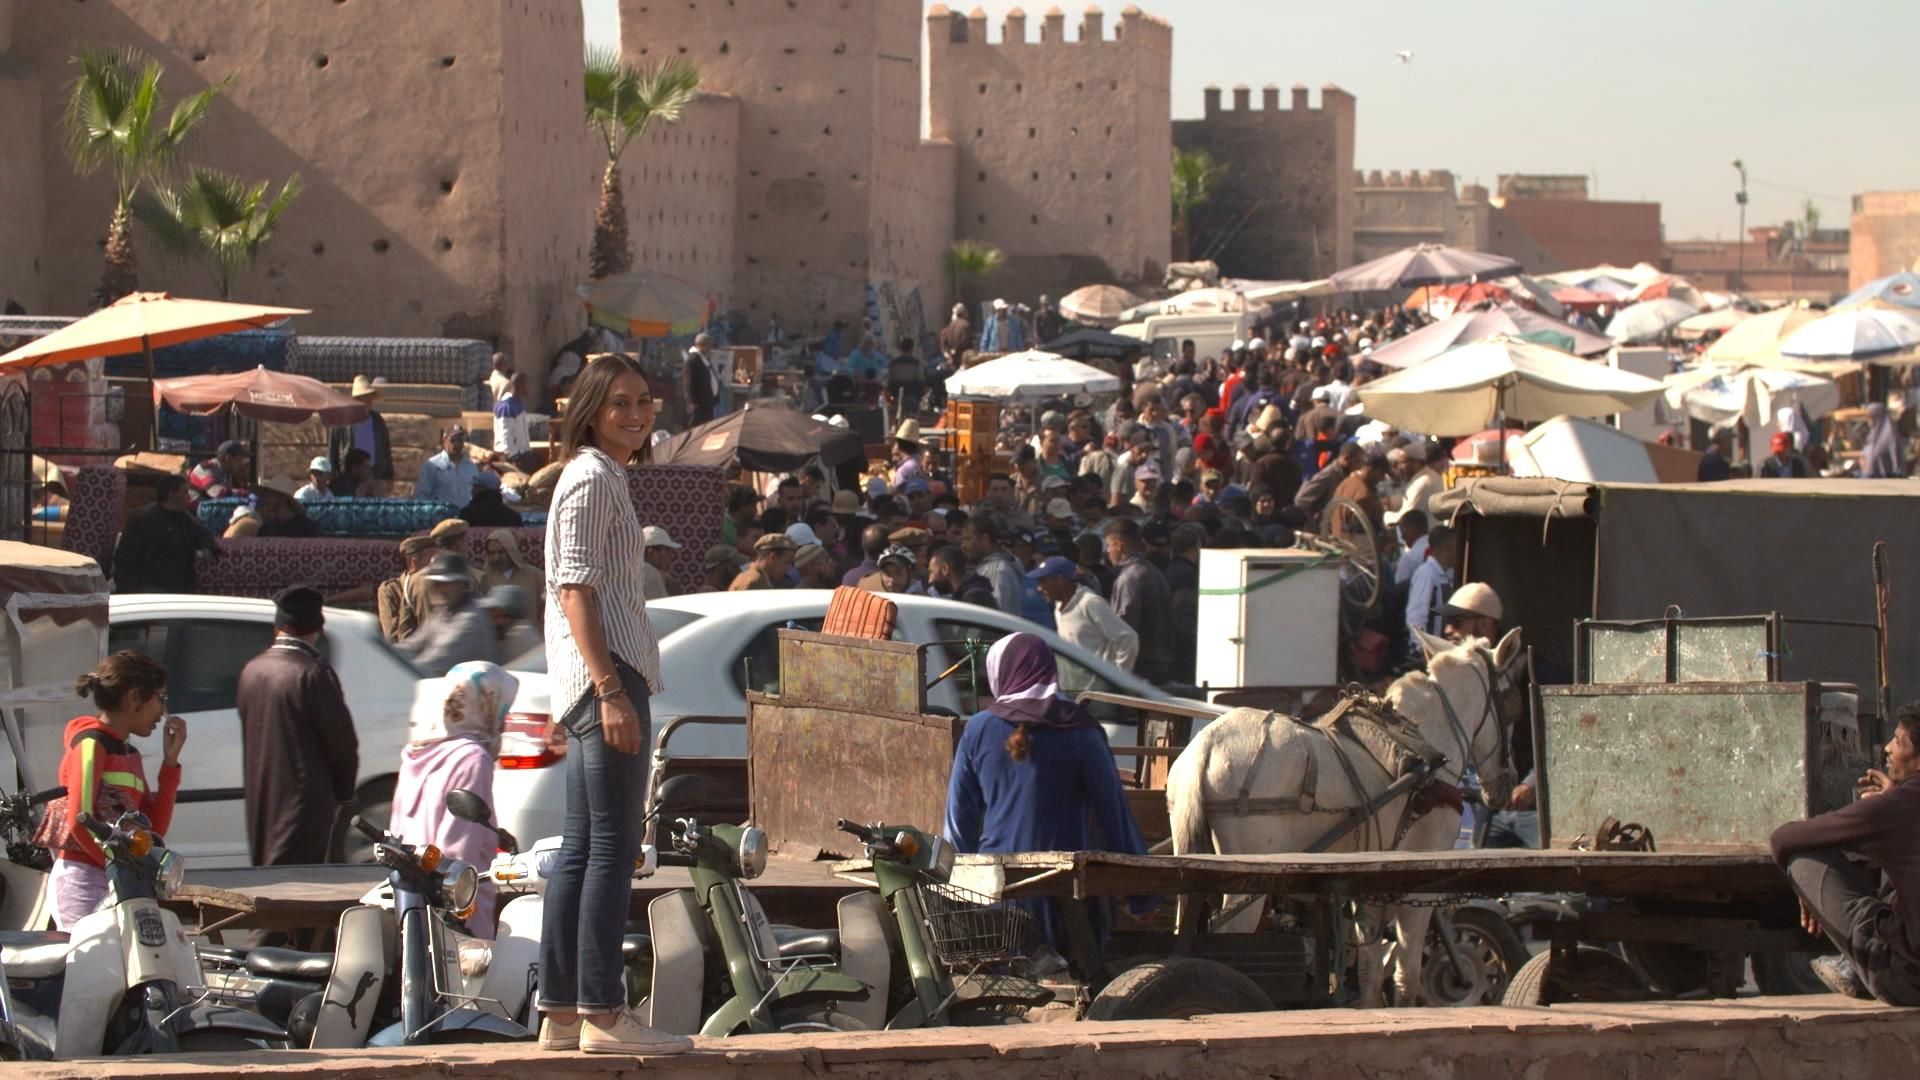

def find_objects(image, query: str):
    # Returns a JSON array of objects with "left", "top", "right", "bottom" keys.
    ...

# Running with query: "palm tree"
[
  {"left": 63, "top": 48, "right": 230, "bottom": 303},
  {"left": 584, "top": 48, "right": 700, "bottom": 280},
  {"left": 942, "top": 240, "right": 1003, "bottom": 308},
  {"left": 1170, "top": 148, "right": 1227, "bottom": 262},
  {"left": 133, "top": 167, "right": 302, "bottom": 299}
]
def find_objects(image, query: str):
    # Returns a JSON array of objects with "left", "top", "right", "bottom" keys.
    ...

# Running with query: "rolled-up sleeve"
[{"left": 550, "top": 472, "right": 609, "bottom": 589}]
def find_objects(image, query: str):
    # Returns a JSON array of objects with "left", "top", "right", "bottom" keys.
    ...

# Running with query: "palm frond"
[
  {"left": 129, "top": 186, "right": 195, "bottom": 258},
  {"left": 132, "top": 166, "right": 301, "bottom": 299},
  {"left": 624, "top": 57, "right": 701, "bottom": 142}
]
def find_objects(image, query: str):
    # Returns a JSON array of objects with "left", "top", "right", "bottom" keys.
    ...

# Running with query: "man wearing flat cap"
[
  {"left": 730, "top": 533, "right": 795, "bottom": 591},
  {"left": 378, "top": 533, "right": 438, "bottom": 642},
  {"left": 237, "top": 585, "right": 359, "bottom": 868}
]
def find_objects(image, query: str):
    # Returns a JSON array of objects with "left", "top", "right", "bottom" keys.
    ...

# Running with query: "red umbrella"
[
  {"left": 1403, "top": 282, "right": 1513, "bottom": 312},
  {"left": 153, "top": 366, "right": 369, "bottom": 425}
]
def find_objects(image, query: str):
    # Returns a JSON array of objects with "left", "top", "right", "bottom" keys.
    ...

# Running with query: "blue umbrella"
[{"left": 1837, "top": 270, "right": 1920, "bottom": 312}]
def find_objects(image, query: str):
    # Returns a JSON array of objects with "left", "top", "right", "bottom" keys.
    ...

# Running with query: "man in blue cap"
[{"left": 1029, "top": 555, "right": 1138, "bottom": 676}]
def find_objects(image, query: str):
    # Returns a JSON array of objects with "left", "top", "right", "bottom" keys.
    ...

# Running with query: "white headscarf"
[
  {"left": 407, "top": 661, "right": 520, "bottom": 756},
  {"left": 1775, "top": 406, "right": 1811, "bottom": 452}
]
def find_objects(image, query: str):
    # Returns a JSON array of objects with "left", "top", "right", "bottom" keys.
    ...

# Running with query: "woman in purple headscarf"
[{"left": 943, "top": 632, "right": 1149, "bottom": 949}]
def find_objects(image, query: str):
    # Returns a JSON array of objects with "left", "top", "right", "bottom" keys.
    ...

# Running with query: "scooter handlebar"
[
  {"left": 836, "top": 819, "right": 880, "bottom": 842},
  {"left": 350, "top": 815, "right": 390, "bottom": 844},
  {"left": 30, "top": 786, "right": 66, "bottom": 807}
]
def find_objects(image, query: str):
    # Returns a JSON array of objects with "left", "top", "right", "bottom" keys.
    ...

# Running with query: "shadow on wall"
[{"left": 23, "top": 4, "right": 502, "bottom": 346}]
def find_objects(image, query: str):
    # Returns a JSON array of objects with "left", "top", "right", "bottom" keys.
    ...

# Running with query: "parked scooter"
[
  {"left": 1, "top": 809, "right": 284, "bottom": 1057},
  {"left": 833, "top": 819, "right": 1053, "bottom": 1028},
  {"left": 0, "top": 785, "right": 61, "bottom": 933},
  {"left": 636, "top": 799, "right": 873, "bottom": 1036}
]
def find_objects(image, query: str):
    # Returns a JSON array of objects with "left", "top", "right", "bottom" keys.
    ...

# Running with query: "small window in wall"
[
  {"left": 1028, "top": 127, "right": 1036, "bottom": 138},
  {"left": 978, "top": 83, "right": 988, "bottom": 94}
]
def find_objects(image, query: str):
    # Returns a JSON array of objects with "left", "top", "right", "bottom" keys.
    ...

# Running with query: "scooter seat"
[
  {"left": 1, "top": 940, "right": 72, "bottom": 978},
  {"left": 198, "top": 944, "right": 249, "bottom": 967},
  {"left": 0, "top": 930, "right": 67, "bottom": 948},
  {"left": 244, "top": 946, "right": 333, "bottom": 981},
  {"left": 771, "top": 926, "right": 839, "bottom": 959},
  {"left": 621, "top": 933, "right": 651, "bottom": 962}
]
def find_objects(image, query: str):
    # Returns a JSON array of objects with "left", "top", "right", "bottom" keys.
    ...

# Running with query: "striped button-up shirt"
[{"left": 544, "top": 447, "right": 662, "bottom": 720}]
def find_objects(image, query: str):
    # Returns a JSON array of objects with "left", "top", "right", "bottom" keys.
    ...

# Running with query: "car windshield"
[{"left": 504, "top": 607, "right": 703, "bottom": 672}]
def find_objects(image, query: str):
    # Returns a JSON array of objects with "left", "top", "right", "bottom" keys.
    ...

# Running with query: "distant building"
[
  {"left": 1172, "top": 83, "right": 1355, "bottom": 281},
  {"left": 1666, "top": 226, "right": 1849, "bottom": 301},
  {"left": 1350, "top": 170, "right": 1553, "bottom": 274},
  {"left": 1851, "top": 191, "right": 1920, "bottom": 288},
  {"left": 1489, "top": 175, "right": 1663, "bottom": 271}
]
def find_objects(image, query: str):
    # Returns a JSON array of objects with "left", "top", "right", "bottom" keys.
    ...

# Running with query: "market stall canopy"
[
  {"left": 153, "top": 366, "right": 369, "bottom": 425},
  {"left": 1778, "top": 306, "right": 1920, "bottom": 363},
  {"left": 1488, "top": 275, "right": 1567, "bottom": 317},
  {"left": 1368, "top": 302, "right": 1613, "bottom": 370},
  {"left": 1402, "top": 281, "right": 1515, "bottom": 319},
  {"left": 1040, "top": 327, "right": 1142, "bottom": 360},
  {"left": 1624, "top": 275, "right": 1706, "bottom": 310},
  {"left": 1355, "top": 335, "right": 1664, "bottom": 436},
  {"left": 1837, "top": 270, "right": 1920, "bottom": 312},
  {"left": 1662, "top": 363, "right": 1840, "bottom": 432},
  {"left": 1673, "top": 307, "right": 1752, "bottom": 340},
  {"left": 578, "top": 272, "right": 710, "bottom": 338},
  {"left": 1500, "top": 415, "right": 1695, "bottom": 485},
  {"left": 944, "top": 349, "right": 1121, "bottom": 403},
  {"left": 654, "top": 403, "right": 865, "bottom": 474},
  {"left": 1057, "top": 284, "right": 1143, "bottom": 327},
  {"left": 0, "top": 292, "right": 307, "bottom": 371},
  {"left": 1328, "top": 243, "right": 1522, "bottom": 292},
  {"left": 1700, "top": 302, "right": 1836, "bottom": 373},
  {"left": 1606, "top": 298, "right": 1698, "bottom": 344}
]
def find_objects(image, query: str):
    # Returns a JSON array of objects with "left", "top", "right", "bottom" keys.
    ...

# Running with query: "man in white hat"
[
  {"left": 1441, "top": 581, "right": 1502, "bottom": 647},
  {"left": 641, "top": 525, "right": 683, "bottom": 601},
  {"left": 329, "top": 374, "right": 394, "bottom": 496},
  {"left": 295, "top": 456, "right": 337, "bottom": 503},
  {"left": 1388, "top": 439, "right": 1444, "bottom": 523}
]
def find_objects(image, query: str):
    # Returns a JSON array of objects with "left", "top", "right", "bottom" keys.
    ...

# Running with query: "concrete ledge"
[{"left": 18, "top": 997, "right": 1920, "bottom": 1078}]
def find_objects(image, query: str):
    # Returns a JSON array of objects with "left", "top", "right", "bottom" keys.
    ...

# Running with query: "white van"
[{"left": 1144, "top": 311, "right": 1258, "bottom": 371}]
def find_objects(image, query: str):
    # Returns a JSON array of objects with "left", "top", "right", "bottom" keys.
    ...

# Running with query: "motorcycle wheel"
[
  {"left": 1417, "top": 908, "right": 1531, "bottom": 1008},
  {"left": 175, "top": 1032, "right": 266, "bottom": 1052}
]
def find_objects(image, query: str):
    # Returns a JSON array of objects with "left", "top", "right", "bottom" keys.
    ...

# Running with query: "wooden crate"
[{"left": 943, "top": 398, "right": 999, "bottom": 459}]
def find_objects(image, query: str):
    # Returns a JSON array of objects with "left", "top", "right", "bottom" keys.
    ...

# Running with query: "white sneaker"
[{"left": 579, "top": 1011, "right": 694, "bottom": 1056}]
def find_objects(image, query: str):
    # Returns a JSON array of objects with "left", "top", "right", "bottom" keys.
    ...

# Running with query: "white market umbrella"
[
  {"left": 1673, "top": 307, "right": 1752, "bottom": 340},
  {"left": 1368, "top": 301, "right": 1613, "bottom": 370},
  {"left": 944, "top": 349, "right": 1120, "bottom": 403},
  {"left": 1057, "top": 284, "right": 1144, "bottom": 327},
  {"left": 1663, "top": 363, "right": 1840, "bottom": 430},
  {"left": 1778, "top": 307, "right": 1920, "bottom": 362},
  {"left": 1606, "top": 298, "right": 1698, "bottom": 343},
  {"left": 1701, "top": 302, "right": 1837, "bottom": 373},
  {"left": 1355, "top": 335, "right": 1665, "bottom": 436},
  {"left": 1837, "top": 270, "right": 1920, "bottom": 313}
]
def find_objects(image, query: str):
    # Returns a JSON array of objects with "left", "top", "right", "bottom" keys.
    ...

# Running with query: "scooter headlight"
[
  {"left": 736, "top": 827, "right": 768, "bottom": 880},
  {"left": 155, "top": 848, "right": 187, "bottom": 898},
  {"left": 442, "top": 860, "right": 480, "bottom": 917}
]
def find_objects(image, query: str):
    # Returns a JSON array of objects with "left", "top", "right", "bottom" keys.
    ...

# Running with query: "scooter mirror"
[
  {"left": 654, "top": 774, "right": 707, "bottom": 814},
  {"left": 446, "top": 789, "right": 495, "bottom": 825}
]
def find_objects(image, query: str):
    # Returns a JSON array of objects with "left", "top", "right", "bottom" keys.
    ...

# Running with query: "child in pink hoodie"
[{"left": 388, "top": 662, "right": 518, "bottom": 938}]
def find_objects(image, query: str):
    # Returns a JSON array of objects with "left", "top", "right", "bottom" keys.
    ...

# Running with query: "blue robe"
[{"left": 943, "top": 710, "right": 1148, "bottom": 949}]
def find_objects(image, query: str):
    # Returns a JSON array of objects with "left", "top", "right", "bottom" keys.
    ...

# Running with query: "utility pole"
[{"left": 1731, "top": 159, "right": 1749, "bottom": 293}]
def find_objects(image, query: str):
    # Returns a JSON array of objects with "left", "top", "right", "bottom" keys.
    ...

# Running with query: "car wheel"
[{"left": 333, "top": 776, "right": 396, "bottom": 863}]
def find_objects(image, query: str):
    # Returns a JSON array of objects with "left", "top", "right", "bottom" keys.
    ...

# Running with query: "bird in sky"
[{"left": 1395, "top": 49, "right": 1415, "bottom": 63}]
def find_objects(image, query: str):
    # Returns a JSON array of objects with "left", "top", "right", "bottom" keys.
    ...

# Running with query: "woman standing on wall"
[{"left": 535, "top": 354, "right": 691, "bottom": 1055}]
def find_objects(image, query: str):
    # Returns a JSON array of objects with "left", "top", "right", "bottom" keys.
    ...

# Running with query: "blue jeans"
[{"left": 537, "top": 668, "right": 651, "bottom": 1013}]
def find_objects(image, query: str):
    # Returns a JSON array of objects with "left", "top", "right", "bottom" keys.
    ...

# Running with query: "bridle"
[{"left": 1428, "top": 646, "right": 1516, "bottom": 789}]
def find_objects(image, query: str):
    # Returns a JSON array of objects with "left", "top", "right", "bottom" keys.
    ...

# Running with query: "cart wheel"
[
  {"left": 1502, "top": 946, "right": 1650, "bottom": 1006},
  {"left": 1751, "top": 950, "right": 1827, "bottom": 996},
  {"left": 1419, "top": 907, "right": 1530, "bottom": 1007},
  {"left": 1308, "top": 497, "right": 1385, "bottom": 612},
  {"left": 1084, "top": 958, "right": 1274, "bottom": 1021},
  {"left": 1622, "top": 942, "right": 1711, "bottom": 997}
]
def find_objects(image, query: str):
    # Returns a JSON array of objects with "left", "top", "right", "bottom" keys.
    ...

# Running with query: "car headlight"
[
  {"left": 156, "top": 849, "right": 187, "bottom": 899},
  {"left": 442, "top": 860, "right": 480, "bottom": 917},
  {"left": 928, "top": 835, "right": 955, "bottom": 883},
  {"left": 736, "top": 827, "right": 768, "bottom": 880}
]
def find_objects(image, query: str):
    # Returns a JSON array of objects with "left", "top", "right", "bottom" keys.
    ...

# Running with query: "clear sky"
[{"left": 583, "top": 0, "right": 1919, "bottom": 241}]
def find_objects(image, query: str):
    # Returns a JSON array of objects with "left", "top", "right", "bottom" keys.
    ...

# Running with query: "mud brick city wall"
[
  {"left": 1851, "top": 191, "right": 1920, "bottom": 288},
  {"left": 925, "top": 4, "right": 1173, "bottom": 304},
  {"left": 4, "top": 0, "right": 595, "bottom": 390},
  {"left": 1174, "top": 82, "right": 1354, "bottom": 281}
]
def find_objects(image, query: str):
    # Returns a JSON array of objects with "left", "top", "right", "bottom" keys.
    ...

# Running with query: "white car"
[
  {"left": 491, "top": 589, "right": 1199, "bottom": 848},
  {"left": 100, "top": 595, "right": 548, "bottom": 868}
]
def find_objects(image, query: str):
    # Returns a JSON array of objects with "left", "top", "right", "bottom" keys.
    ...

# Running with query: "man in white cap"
[
  {"left": 1441, "top": 581, "right": 1502, "bottom": 647},
  {"left": 1392, "top": 439, "right": 1444, "bottom": 522},
  {"left": 295, "top": 456, "right": 337, "bottom": 503},
  {"left": 1439, "top": 581, "right": 1539, "bottom": 847},
  {"left": 330, "top": 374, "right": 394, "bottom": 496},
  {"left": 1129, "top": 458, "right": 1163, "bottom": 515},
  {"left": 641, "top": 525, "right": 683, "bottom": 601}
]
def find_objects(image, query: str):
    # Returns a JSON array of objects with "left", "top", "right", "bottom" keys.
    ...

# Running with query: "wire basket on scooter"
[{"left": 916, "top": 881, "right": 1040, "bottom": 970}]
